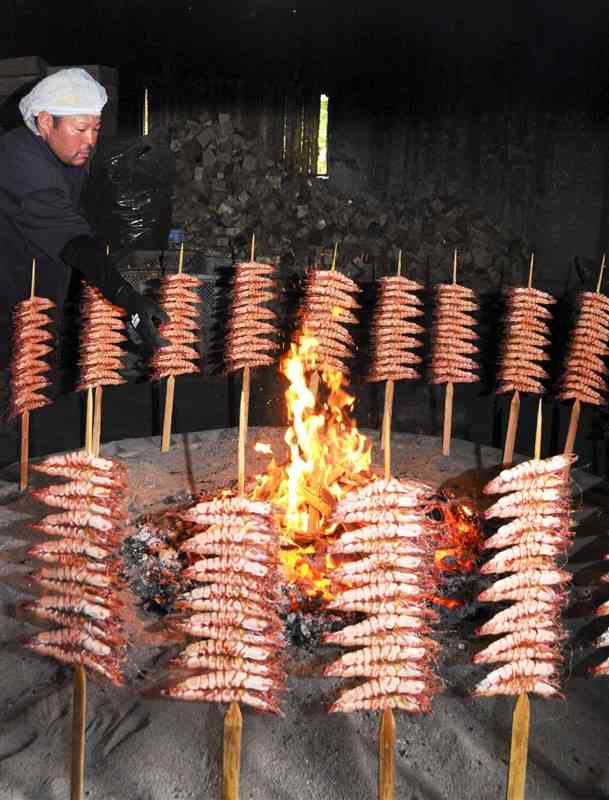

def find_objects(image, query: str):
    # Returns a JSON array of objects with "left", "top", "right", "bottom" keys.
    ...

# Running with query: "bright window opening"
[{"left": 316, "top": 94, "right": 329, "bottom": 177}]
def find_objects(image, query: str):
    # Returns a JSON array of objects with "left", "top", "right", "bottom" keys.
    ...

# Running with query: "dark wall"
[{"left": 329, "top": 96, "right": 609, "bottom": 284}]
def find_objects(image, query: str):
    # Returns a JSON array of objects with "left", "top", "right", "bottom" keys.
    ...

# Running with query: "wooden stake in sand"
[
  {"left": 19, "top": 259, "right": 36, "bottom": 491},
  {"left": 441, "top": 248, "right": 458, "bottom": 456},
  {"left": 563, "top": 253, "right": 606, "bottom": 455},
  {"left": 224, "top": 236, "right": 258, "bottom": 798},
  {"left": 70, "top": 664, "right": 87, "bottom": 800},
  {"left": 381, "top": 249, "right": 401, "bottom": 466},
  {"left": 161, "top": 242, "right": 184, "bottom": 453},
  {"left": 503, "top": 252, "right": 535, "bottom": 464},
  {"left": 506, "top": 398, "right": 541, "bottom": 799},
  {"left": 378, "top": 707, "right": 396, "bottom": 800},
  {"left": 222, "top": 701, "right": 243, "bottom": 800}
]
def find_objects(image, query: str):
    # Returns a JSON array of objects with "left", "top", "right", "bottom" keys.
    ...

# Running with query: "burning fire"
[
  {"left": 251, "top": 333, "right": 483, "bottom": 602},
  {"left": 252, "top": 334, "right": 372, "bottom": 597}
]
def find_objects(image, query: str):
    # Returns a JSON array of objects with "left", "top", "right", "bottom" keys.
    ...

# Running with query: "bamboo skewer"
[
  {"left": 381, "top": 249, "right": 404, "bottom": 466},
  {"left": 225, "top": 235, "right": 258, "bottom": 797},
  {"left": 160, "top": 242, "right": 185, "bottom": 453},
  {"left": 222, "top": 701, "right": 243, "bottom": 800},
  {"left": 503, "top": 390, "right": 520, "bottom": 464},
  {"left": 378, "top": 707, "right": 396, "bottom": 800},
  {"left": 85, "top": 388, "right": 94, "bottom": 454},
  {"left": 92, "top": 385, "right": 103, "bottom": 457},
  {"left": 563, "top": 398, "right": 580, "bottom": 456},
  {"left": 502, "top": 252, "right": 535, "bottom": 464},
  {"left": 70, "top": 664, "right": 87, "bottom": 800},
  {"left": 441, "top": 249, "right": 458, "bottom": 456},
  {"left": 563, "top": 253, "right": 606, "bottom": 455},
  {"left": 19, "top": 259, "right": 37, "bottom": 491},
  {"left": 506, "top": 398, "right": 541, "bottom": 799},
  {"left": 507, "top": 692, "right": 530, "bottom": 800},
  {"left": 237, "top": 366, "right": 250, "bottom": 497},
  {"left": 382, "top": 380, "right": 394, "bottom": 479}
]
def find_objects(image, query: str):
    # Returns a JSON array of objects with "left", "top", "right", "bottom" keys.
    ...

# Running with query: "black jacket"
[{"left": 0, "top": 127, "right": 91, "bottom": 366}]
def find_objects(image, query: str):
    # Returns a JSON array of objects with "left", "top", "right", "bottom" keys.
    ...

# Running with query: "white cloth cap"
[{"left": 19, "top": 68, "right": 108, "bottom": 135}]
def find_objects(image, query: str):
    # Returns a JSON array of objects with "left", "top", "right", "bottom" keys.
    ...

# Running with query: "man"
[{"left": 0, "top": 67, "right": 166, "bottom": 371}]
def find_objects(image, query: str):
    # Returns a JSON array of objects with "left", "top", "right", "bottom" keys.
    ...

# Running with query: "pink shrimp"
[
  {"left": 332, "top": 553, "right": 429, "bottom": 577},
  {"left": 24, "top": 592, "right": 116, "bottom": 621},
  {"left": 328, "top": 583, "right": 428, "bottom": 609},
  {"left": 182, "top": 557, "right": 273, "bottom": 581},
  {"left": 169, "top": 652, "right": 280, "bottom": 676},
  {"left": 39, "top": 510, "right": 119, "bottom": 532},
  {"left": 477, "top": 570, "right": 571, "bottom": 603},
  {"left": 480, "top": 556, "right": 558, "bottom": 575},
  {"left": 28, "top": 627, "right": 114, "bottom": 659},
  {"left": 329, "top": 694, "right": 431, "bottom": 713},
  {"left": 27, "top": 538, "right": 114, "bottom": 562},
  {"left": 339, "top": 571, "right": 432, "bottom": 589},
  {"left": 329, "top": 539, "right": 427, "bottom": 557},
  {"left": 175, "top": 583, "right": 278, "bottom": 607},
  {"left": 324, "top": 615, "right": 432, "bottom": 644},
  {"left": 172, "top": 621, "right": 282, "bottom": 648},
  {"left": 476, "top": 601, "right": 560, "bottom": 636},
  {"left": 474, "top": 630, "right": 564, "bottom": 663},
  {"left": 330, "top": 678, "right": 433, "bottom": 714},
  {"left": 25, "top": 642, "right": 123, "bottom": 685},
  {"left": 176, "top": 639, "right": 277, "bottom": 663},
  {"left": 173, "top": 611, "right": 280, "bottom": 636},
  {"left": 30, "top": 565, "right": 124, "bottom": 591},
  {"left": 484, "top": 488, "right": 569, "bottom": 518}
]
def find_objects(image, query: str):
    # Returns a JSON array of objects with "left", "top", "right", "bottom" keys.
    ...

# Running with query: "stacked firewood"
[
  {"left": 162, "top": 496, "right": 286, "bottom": 713},
  {"left": 166, "top": 113, "right": 527, "bottom": 286},
  {"left": 367, "top": 276, "right": 425, "bottom": 382},
  {"left": 24, "top": 450, "right": 128, "bottom": 684},
  {"left": 323, "top": 477, "right": 442, "bottom": 713},
  {"left": 299, "top": 269, "right": 361, "bottom": 374},
  {"left": 472, "top": 454, "right": 574, "bottom": 698}
]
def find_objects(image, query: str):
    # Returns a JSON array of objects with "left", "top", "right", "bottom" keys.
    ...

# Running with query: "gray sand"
[{"left": 1, "top": 428, "right": 608, "bottom": 800}]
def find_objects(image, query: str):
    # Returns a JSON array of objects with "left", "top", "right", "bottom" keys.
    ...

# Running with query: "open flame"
[
  {"left": 251, "top": 334, "right": 483, "bottom": 602},
  {"left": 252, "top": 334, "right": 372, "bottom": 597}
]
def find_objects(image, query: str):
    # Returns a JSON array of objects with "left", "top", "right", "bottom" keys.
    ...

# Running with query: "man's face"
[{"left": 37, "top": 112, "right": 102, "bottom": 166}]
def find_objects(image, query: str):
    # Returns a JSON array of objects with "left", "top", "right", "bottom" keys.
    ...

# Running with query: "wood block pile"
[{"left": 163, "top": 113, "right": 528, "bottom": 287}]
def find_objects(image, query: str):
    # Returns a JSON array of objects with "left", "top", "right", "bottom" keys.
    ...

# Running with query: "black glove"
[
  {"left": 112, "top": 281, "right": 169, "bottom": 350},
  {"left": 60, "top": 235, "right": 168, "bottom": 350}
]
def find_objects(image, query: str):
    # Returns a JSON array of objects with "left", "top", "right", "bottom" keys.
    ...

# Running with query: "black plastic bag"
[{"left": 83, "top": 135, "right": 174, "bottom": 252}]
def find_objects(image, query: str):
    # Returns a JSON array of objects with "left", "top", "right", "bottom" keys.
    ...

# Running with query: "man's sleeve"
[
  {"left": 0, "top": 136, "right": 91, "bottom": 260},
  {"left": 19, "top": 187, "right": 91, "bottom": 260}
]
